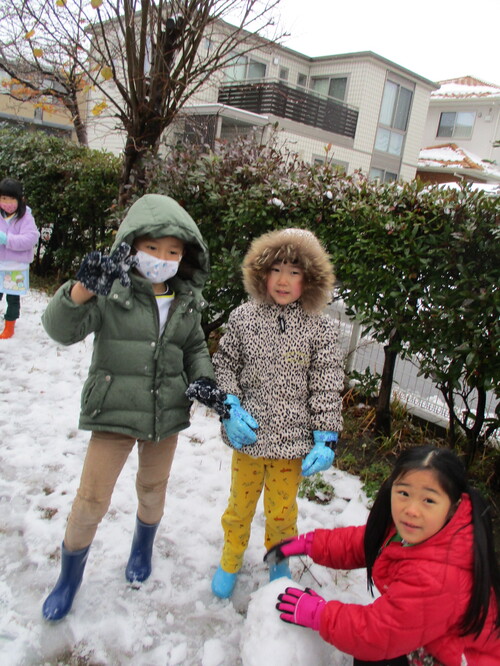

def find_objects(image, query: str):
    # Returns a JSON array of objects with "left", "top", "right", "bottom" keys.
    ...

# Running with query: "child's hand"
[
  {"left": 222, "top": 394, "right": 258, "bottom": 448},
  {"left": 0, "top": 230, "right": 7, "bottom": 245},
  {"left": 264, "top": 532, "right": 314, "bottom": 565},
  {"left": 276, "top": 587, "right": 326, "bottom": 630},
  {"left": 76, "top": 242, "right": 137, "bottom": 296},
  {"left": 301, "top": 431, "right": 337, "bottom": 476}
]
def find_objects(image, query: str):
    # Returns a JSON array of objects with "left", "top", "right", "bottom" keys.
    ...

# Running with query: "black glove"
[
  {"left": 76, "top": 242, "right": 137, "bottom": 296},
  {"left": 264, "top": 533, "right": 314, "bottom": 565},
  {"left": 185, "top": 377, "right": 230, "bottom": 419}
]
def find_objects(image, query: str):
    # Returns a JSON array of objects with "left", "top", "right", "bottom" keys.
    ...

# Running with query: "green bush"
[
  {"left": 349, "top": 367, "right": 381, "bottom": 400},
  {"left": 148, "top": 135, "right": 499, "bottom": 462},
  {"left": 0, "top": 127, "right": 121, "bottom": 279},
  {"left": 298, "top": 474, "right": 335, "bottom": 504},
  {"left": 147, "top": 134, "right": 314, "bottom": 334},
  {"left": 3, "top": 127, "right": 497, "bottom": 463}
]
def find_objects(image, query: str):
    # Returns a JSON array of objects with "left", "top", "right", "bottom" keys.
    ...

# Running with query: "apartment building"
[
  {"left": 418, "top": 76, "right": 500, "bottom": 185},
  {"left": 85, "top": 22, "right": 437, "bottom": 183},
  {"left": 0, "top": 72, "right": 75, "bottom": 140}
]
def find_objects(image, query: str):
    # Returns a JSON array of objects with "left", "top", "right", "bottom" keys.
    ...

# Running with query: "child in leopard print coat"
[{"left": 210, "top": 228, "right": 344, "bottom": 599}]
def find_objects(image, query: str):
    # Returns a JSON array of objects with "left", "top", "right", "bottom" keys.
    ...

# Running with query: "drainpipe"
[{"left": 489, "top": 102, "right": 500, "bottom": 162}]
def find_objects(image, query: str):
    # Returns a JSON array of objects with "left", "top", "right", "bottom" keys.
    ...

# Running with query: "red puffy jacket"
[{"left": 311, "top": 495, "right": 500, "bottom": 665}]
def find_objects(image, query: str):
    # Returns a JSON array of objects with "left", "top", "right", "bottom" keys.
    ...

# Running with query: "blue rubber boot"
[
  {"left": 125, "top": 516, "right": 159, "bottom": 583},
  {"left": 269, "top": 558, "right": 292, "bottom": 581},
  {"left": 211, "top": 565, "right": 238, "bottom": 599},
  {"left": 42, "top": 543, "right": 90, "bottom": 621}
]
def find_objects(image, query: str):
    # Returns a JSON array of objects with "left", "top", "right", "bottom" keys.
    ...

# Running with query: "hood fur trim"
[{"left": 242, "top": 228, "right": 335, "bottom": 313}]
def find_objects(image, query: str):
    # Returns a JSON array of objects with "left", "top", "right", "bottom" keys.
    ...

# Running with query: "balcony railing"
[{"left": 218, "top": 79, "right": 358, "bottom": 139}]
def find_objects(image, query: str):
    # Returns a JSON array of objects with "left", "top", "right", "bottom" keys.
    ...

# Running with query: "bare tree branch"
[{"left": 0, "top": 0, "right": 287, "bottom": 201}]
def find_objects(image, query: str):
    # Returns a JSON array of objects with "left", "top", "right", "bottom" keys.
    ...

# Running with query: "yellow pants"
[{"left": 220, "top": 450, "right": 303, "bottom": 573}]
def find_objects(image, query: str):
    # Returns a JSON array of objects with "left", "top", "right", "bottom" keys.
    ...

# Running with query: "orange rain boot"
[{"left": 0, "top": 320, "right": 15, "bottom": 339}]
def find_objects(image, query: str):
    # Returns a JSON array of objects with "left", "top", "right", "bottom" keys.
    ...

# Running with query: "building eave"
[
  {"left": 416, "top": 164, "right": 500, "bottom": 184},
  {"left": 180, "top": 102, "right": 270, "bottom": 126}
]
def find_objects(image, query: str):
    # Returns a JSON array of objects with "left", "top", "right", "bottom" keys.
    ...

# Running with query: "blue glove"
[
  {"left": 222, "top": 394, "right": 258, "bottom": 449},
  {"left": 0, "top": 230, "right": 7, "bottom": 245},
  {"left": 76, "top": 241, "right": 138, "bottom": 296},
  {"left": 301, "top": 431, "right": 337, "bottom": 476}
]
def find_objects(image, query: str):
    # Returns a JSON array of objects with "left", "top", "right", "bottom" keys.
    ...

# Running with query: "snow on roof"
[
  {"left": 438, "top": 181, "right": 500, "bottom": 194},
  {"left": 432, "top": 76, "right": 500, "bottom": 99},
  {"left": 418, "top": 143, "right": 500, "bottom": 178}
]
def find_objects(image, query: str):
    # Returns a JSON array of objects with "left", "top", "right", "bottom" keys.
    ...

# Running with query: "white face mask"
[{"left": 135, "top": 250, "right": 180, "bottom": 284}]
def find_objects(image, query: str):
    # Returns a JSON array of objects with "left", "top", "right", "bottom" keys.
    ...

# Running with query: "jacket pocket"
[{"left": 81, "top": 371, "right": 113, "bottom": 417}]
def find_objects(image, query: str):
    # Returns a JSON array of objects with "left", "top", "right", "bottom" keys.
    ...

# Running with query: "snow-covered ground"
[{"left": 0, "top": 290, "right": 372, "bottom": 665}]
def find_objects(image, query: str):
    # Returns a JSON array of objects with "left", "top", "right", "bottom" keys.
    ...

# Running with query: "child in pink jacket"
[
  {"left": 0, "top": 177, "right": 39, "bottom": 338},
  {"left": 267, "top": 445, "right": 500, "bottom": 665}
]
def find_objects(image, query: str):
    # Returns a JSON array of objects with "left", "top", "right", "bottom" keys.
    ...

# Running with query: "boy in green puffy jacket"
[{"left": 41, "top": 194, "right": 244, "bottom": 621}]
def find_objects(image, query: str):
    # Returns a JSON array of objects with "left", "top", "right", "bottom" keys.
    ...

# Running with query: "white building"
[
  {"left": 418, "top": 76, "right": 500, "bottom": 185},
  {"left": 85, "top": 22, "right": 437, "bottom": 183}
]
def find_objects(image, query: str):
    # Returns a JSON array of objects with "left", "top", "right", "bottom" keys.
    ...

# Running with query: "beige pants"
[{"left": 64, "top": 431, "right": 178, "bottom": 551}]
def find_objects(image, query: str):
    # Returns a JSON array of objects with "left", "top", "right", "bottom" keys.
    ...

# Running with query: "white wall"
[
  {"left": 422, "top": 98, "right": 500, "bottom": 163},
  {"left": 83, "top": 23, "right": 435, "bottom": 183}
]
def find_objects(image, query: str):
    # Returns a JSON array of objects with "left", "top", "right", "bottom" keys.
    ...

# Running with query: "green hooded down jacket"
[{"left": 42, "top": 194, "right": 214, "bottom": 441}]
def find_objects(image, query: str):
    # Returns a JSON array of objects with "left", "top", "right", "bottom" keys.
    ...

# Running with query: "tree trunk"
[
  {"left": 465, "top": 386, "right": 487, "bottom": 467},
  {"left": 375, "top": 329, "right": 400, "bottom": 437},
  {"left": 118, "top": 143, "right": 142, "bottom": 207},
  {"left": 447, "top": 399, "right": 458, "bottom": 449},
  {"left": 118, "top": 121, "right": 163, "bottom": 206},
  {"left": 202, "top": 315, "right": 225, "bottom": 341},
  {"left": 73, "top": 112, "right": 88, "bottom": 146},
  {"left": 64, "top": 95, "right": 87, "bottom": 146}
]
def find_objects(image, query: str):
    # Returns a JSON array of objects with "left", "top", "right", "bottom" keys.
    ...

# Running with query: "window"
[
  {"left": 374, "top": 128, "right": 404, "bottom": 156},
  {"left": 225, "top": 55, "right": 267, "bottom": 82},
  {"left": 297, "top": 73, "right": 307, "bottom": 88},
  {"left": 312, "top": 156, "right": 348, "bottom": 174},
  {"left": 375, "top": 79, "right": 413, "bottom": 157},
  {"left": 437, "top": 111, "right": 475, "bottom": 138},
  {"left": 369, "top": 167, "right": 397, "bottom": 183},
  {"left": 279, "top": 67, "right": 289, "bottom": 82},
  {"left": 379, "top": 81, "right": 412, "bottom": 130},
  {"left": 311, "top": 76, "right": 347, "bottom": 101},
  {"left": 331, "top": 159, "right": 348, "bottom": 175},
  {"left": 248, "top": 60, "right": 266, "bottom": 80}
]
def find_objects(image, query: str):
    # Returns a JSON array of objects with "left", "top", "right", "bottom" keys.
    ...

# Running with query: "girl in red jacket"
[{"left": 266, "top": 445, "right": 500, "bottom": 665}]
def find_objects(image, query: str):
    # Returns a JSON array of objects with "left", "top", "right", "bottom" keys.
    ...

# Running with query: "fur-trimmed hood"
[{"left": 242, "top": 228, "right": 335, "bottom": 313}]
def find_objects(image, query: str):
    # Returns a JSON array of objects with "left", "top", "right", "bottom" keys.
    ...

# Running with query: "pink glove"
[
  {"left": 276, "top": 587, "right": 326, "bottom": 630},
  {"left": 264, "top": 532, "right": 314, "bottom": 565}
]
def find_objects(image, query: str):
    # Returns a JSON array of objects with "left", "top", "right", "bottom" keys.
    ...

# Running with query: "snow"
[
  {"left": 438, "top": 182, "right": 500, "bottom": 195},
  {"left": 241, "top": 580, "right": 334, "bottom": 666},
  {"left": 0, "top": 290, "right": 372, "bottom": 665},
  {"left": 419, "top": 145, "right": 473, "bottom": 165},
  {"left": 269, "top": 197, "right": 285, "bottom": 208},
  {"left": 418, "top": 145, "right": 500, "bottom": 178},
  {"left": 431, "top": 82, "right": 500, "bottom": 99}
]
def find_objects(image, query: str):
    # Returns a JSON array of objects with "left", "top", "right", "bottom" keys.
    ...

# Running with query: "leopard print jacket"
[{"left": 213, "top": 299, "right": 344, "bottom": 459}]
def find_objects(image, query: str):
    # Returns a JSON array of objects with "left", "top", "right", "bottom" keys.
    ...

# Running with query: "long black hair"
[
  {"left": 0, "top": 177, "right": 27, "bottom": 218},
  {"left": 364, "top": 445, "right": 500, "bottom": 637}
]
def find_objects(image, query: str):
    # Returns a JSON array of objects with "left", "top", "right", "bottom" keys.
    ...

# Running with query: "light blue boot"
[
  {"left": 269, "top": 558, "right": 292, "bottom": 581},
  {"left": 125, "top": 516, "right": 159, "bottom": 583},
  {"left": 212, "top": 565, "right": 238, "bottom": 599},
  {"left": 42, "top": 542, "right": 90, "bottom": 621}
]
